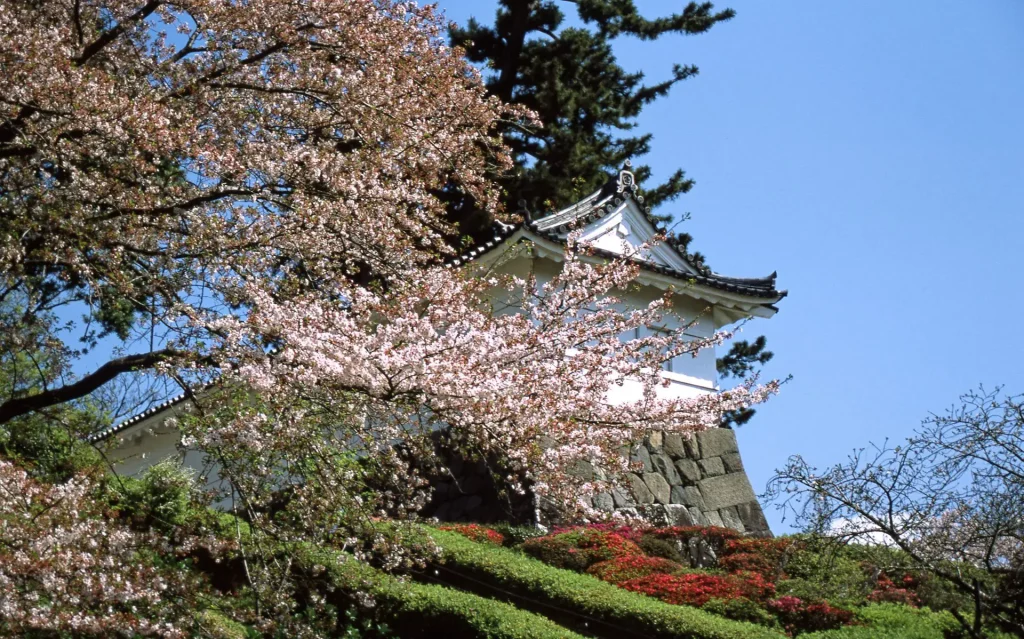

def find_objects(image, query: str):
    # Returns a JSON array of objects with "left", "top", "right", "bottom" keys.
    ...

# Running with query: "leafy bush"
[
  {"left": 520, "top": 528, "right": 642, "bottom": 571},
  {"left": 777, "top": 543, "right": 873, "bottom": 608},
  {"left": 620, "top": 573, "right": 752, "bottom": 607},
  {"left": 720, "top": 538, "right": 796, "bottom": 578},
  {"left": 489, "top": 523, "right": 547, "bottom": 547},
  {"left": 867, "top": 574, "right": 920, "bottom": 607},
  {"left": 109, "top": 458, "right": 203, "bottom": 531},
  {"left": 766, "top": 596, "right": 854, "bottom": 635},
  {"left": 427, "top": 527, "right": 785, "bottom": 638},
  {"left": 620, "top": 572, "right": 775, "bottom": 608},
  {"left": 703, "top": 598, "right": 779, "bottom": 628},
  {"left": 719, "top": 552, "right": 776, "bottom": 576},
  {"left": 801, "top": 603, "right": 960, "bottom": 638},
  {"left": 587, "top": 555, "right": 686, "bottom": 584},
  {"left": 436, "top": 523, "right": 504, "bottom": 546},
  {"left": 639, "top": 534, "right": 688, "bottom": 564}
]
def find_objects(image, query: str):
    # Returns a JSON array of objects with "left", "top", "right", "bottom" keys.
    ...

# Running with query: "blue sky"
[{"left": 437, "top": 0, "right": 1024, "bottom": 530}]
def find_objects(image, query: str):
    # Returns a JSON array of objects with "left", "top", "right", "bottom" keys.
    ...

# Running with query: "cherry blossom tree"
[
  {"left": 0, "top": 0, "right": 512, "bottom": 424},
  {"left": 0, "top": 460, "right": 198, "bottom": 636}
]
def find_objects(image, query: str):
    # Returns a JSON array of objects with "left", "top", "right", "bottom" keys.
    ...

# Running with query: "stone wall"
[
  {"left": 588, "top": 428, "right": 772, "bottom": 536},
  {"left": 419, "top": 427, "right": 771, "bottom": 537}
]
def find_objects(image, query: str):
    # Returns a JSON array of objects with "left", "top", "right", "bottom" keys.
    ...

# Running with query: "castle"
[{"left": 89, "top": 162, "right": 785, "bottom": 534}]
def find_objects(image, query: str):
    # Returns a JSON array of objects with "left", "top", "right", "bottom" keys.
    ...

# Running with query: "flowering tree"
[
  {"left": 0, "top": 460, "right": 197, "bottom": 636},
  {"left": 0, "top": 0, "right": 777, "bottom": 630},
  {"left": 0, "top": 0, "right": 510, "bottom": 424},
  {"left": 767, "top": 387, "right": 1024, "bottom": 637}
]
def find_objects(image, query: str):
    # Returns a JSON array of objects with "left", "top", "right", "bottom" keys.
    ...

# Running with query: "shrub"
[
  {"left": 721, "top": 538, "right": 797, "bottom": 578},
  {"left": 866, "top": 574, "right": 919, "bottom": 607},
  {"left": 559, "top": 522, "right": 647, "bottom": 542},
  {"left": 110, "top": 458, "right": 203, "bottom": 531},
  {"left": 587, "top": 555, "right": 686, "bottom": 585},
  {"left": 648, "top": 526, "right": 745, "bottom": 556},
  {"left": 639, "top": 534, "right": 687, "bottom": 564},
  {"left": 489, "top": 523, "right": 547, "bottom": 547},
  {"left": 520, "top": 528, "right": 642, "bottom": 571},
  {"left": 436, "top": 523, "right": 504, "bottom": 546},
  {"left": 703, "top": 597, "right": 779, "bottom": 628},
  {"left": 778, "top": 544, "right": 874, "bottom": 608},
  {"left": 619, "top": 573, "right": 752, "bottom": 608},
  {"left": 719, "top": 552, "right": 776, "bottom": 576},
  {"left": 800, "top": 603, "right": 960, "bottom": 639},
  {"left": 767, "top": 596, "right": 854, "bottom": 635}
]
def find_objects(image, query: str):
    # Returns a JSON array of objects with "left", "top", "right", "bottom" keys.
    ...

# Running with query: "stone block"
[
  {"left": 698, "top": 457, "right": 725, "bottom": 477},
  {"left": 626, "top": 473, "right": 654, "bottom": 504},
  {"left": 736, "top": 500, "right": 772, "bottom": 536},
  {"left": 663, "top": 432, "right": 686, "bottom": 459},
  {"left": 630, "top": 445, "right": 652, "bottom": 472},
  {"left": 696, "top": 428, "right": 739, "bottom": 459},
  {"left": 611, "top": 485, "right": 635, "bottom": 508},
  {"left": 647, "top": 431, "right": 663, "bottom": 450},
  {"left": 664, "top": 504, "right": 695, "bottom": 526},
  {"left": 617, "top": 507, "right": 640, "bottom": 520},
  {"left": 650, "top": 453, "right": 682, "bottom": 485},
  {"left": 704, "top": 510, "right": 725, "bottom": 527},
  {"left": 692, "top": 430, "right": 741, "bottom": 458},
  {"left": 568, "top": 459, "right": 605, "bottom": 481},
  {"left": 684, "top": 435, "right": 701, "bottom": 459},
  {"left": 721, "top": 452, "right": 744, "bottom": 473},
  {"left": 592, "top": 492, "right": 615, "bottom": 512},
  {"left": 674, "top": 459, "right": 701, "bottom": 485},
  {"left": 670, "top": 485, "right": 706, "bottom": 511},
  {"left": 719, "top": 506, "right": 745, "bottom": 533},
  {"left": 642, "top": 472, "right": 672, "bottom": 505},
  {"left": 689, "top": 509, "right": 710, "bottom": 526},
  {"left": 697, "top": 472, "right": 758, "bottom": 511}
]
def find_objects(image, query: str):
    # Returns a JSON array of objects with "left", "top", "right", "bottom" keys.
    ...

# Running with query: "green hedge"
[
  {"left": 801, "top": 604, "right": 957, "bottom": 639},
  {"left": 425, "top": 527, "right": 784, "bottom": 639},
  {"left": 294, "top": 544, "right": 587, "bottom": 639}
]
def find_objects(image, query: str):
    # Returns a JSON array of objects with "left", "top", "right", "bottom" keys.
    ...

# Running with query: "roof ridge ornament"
[{"left": 616, "top": 159, "right": 639, "bottom": 195}]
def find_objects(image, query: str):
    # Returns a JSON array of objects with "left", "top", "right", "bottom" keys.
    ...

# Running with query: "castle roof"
[{"left": 447, "top": 161, "right": 786, "bottom": 314}]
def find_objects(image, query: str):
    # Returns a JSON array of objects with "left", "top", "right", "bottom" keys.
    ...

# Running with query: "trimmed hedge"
[
  {"left": 294, "top": 544, "right": 587, "bottom": 639},
  {"left": 801, "top": 604, "right": 958, "bottom": 639},
  {"left": 426, "top": 527, "right": 785, "bottom": 639}
]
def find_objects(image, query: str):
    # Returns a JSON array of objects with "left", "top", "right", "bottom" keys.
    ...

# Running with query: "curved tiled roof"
[
  {"left": 87, "top": 380, "right": 216, "bottom": 444},
  {"left": 447, "top": 162, "right": 786, "bottom": 302}
]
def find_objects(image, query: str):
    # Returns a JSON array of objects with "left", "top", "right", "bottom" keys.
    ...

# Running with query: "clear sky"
[{"left": 437, "top": 0, "right": 1024, "bottom": 531}]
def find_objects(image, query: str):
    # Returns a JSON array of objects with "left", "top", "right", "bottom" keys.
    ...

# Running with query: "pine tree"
[
  {"left": 450, "top": 1, "right": 774, "bottom": 424},
  {"left": 450, "top": 1, "right": 733, "bottom": 234}
]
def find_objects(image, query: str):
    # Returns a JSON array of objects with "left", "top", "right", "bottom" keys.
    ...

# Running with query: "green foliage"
[
  {"left": 427, "top": 527, "right": 785, "bottom": 638},
  {"left": 639, "top": 533, "right": 687, "bottom": 564},
  {"left": 520, "top": 528, "right": 643, "bottom": 571},
  {"left": 195, "top": 610, "right": 258, "bottom": 639},
  {"left": 776, "top": 544, "right": 873, "bottom": 609},
  {"left": 295, "top": 543, "right": 588, "bottom": 639},
  {"left": 800, "top": 603, "right": 960, "bottom": 639},
  {"left": 448, "top": 0, "right": 732, "bottom": 232},
  {"left": 0, "top": 413, "right": 103, "bottom": 482},
  {"left": 108, "top": 458, "right": 203, "bottom": 531},
  {"left": 703, "top": 598, "right": 780, "bottom": 628},
  {"left": 489, "top": 522, "right": 547, "bottom": 547}
]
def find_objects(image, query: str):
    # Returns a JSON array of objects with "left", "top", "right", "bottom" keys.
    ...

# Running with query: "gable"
[{"left": 577, "top": 198, "right": 695, "bottom": 273}]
